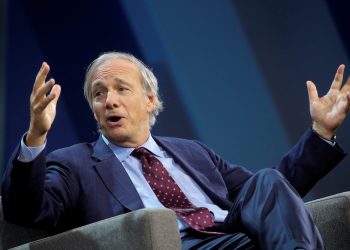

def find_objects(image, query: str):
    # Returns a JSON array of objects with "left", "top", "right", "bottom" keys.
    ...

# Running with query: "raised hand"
[
  {"left": 26, "top": 62, "right": 61, "bottom": 146},
  {"left": 307, "top": 64, "right": 350, "bottom": 140}
]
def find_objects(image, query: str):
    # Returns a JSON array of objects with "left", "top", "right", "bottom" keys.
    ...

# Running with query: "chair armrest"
[
  {"left": 306, "top": 191, "right": 350, "bottom": 250},
  {"left": 11, "top": 208, "right": 181, "bottom": 250}
]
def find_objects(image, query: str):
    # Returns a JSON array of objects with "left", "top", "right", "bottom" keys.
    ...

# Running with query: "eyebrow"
[
  {"left": 91, "top": 81, "right": 103, "bottom": 92},
  {"left": 114, "top": 77, "right": 128, "bottom": 84},
  {"left": 113, "top": 77, "right": 134, "bottom": 88},
  {"left": 91, "top": 77, "right": 133, "bottom": 92},
  {"left": 92, "top": 77, "right": 129, "bottom": 86}
]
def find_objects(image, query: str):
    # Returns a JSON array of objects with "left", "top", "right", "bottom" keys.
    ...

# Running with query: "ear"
[{"left": 146, "top": 94, "right": 156, "bottom": 113}]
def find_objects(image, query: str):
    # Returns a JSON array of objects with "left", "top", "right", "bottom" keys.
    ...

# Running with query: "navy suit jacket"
[{"left": 1, "top": 129, "right": 346, "bottom": 232}]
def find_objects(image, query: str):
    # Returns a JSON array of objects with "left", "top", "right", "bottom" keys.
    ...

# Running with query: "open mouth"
[
  {"left": 108, "top": 116, "right": 122, "bottom": 122},
  {"left": 106, "top": 115, "right": 123, "bottom": 125}
]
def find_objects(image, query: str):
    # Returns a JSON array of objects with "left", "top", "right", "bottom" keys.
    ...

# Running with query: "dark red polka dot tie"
[{"left": 132, "top": 147, "right": 219, "bottom": 233}]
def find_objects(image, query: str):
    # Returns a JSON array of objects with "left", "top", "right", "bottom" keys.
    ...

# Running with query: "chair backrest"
[
  {"left": 306, "top": 192, "right": 350, "bottom": 250},
  {"left": 0, "top": 196, "right": 48, "bottom": 249}
]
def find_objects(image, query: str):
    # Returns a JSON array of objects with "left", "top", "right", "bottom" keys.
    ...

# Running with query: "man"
[{"left": 2, "top": 52, "right": 350, "bottom": 249}]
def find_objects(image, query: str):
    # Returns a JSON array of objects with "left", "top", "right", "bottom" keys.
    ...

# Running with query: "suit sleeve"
[
  {"left": 1, "top": 142, "right": 79, "bottom": 231},
  {"left": 276, "top": 129, "right": 346, "bottom": 197},
  {"left": 194, "top": 128, "right": 346, "bottom": 199}
]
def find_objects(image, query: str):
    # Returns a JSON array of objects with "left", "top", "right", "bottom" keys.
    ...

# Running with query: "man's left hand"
[{"left": 307, "top": 64, "right": 350, "bottom": 140}]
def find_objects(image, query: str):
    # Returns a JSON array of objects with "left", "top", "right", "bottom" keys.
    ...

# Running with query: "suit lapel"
[
  {"left": 154, "top": 137, "right": 229, "bottom": 207},
  {"left": 91, "top": 136, "right": 144, "bottom": 211}
]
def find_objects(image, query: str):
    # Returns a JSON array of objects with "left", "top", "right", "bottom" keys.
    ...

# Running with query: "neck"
[{"left": 104, "top": 132, "right": 150, "bottom": 148}]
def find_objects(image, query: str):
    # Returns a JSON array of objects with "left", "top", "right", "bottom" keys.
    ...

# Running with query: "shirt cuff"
[
  {"left": 311, "top": 128, "right": 336, "bottom": 146},
  {"left": 17, "top": 134, "right": 46, "bottom": 162},
  {"left": 320, "top": 137, "right": 336, "bottom": 147}
]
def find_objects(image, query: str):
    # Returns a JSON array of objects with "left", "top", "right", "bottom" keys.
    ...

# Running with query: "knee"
[
  {"left": 255, "top": 168, "right": 283, "bottom": 179},
  {"left": 246, "top": 169, "right": 298, "bottom": 205},
  {"left": 253, "top": 169, "right": 287, "bottom": 187}
]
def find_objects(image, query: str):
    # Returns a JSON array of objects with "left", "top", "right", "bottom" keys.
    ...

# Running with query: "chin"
[{"left": 107, "top": 132, "right": 131, "bottom": 145}]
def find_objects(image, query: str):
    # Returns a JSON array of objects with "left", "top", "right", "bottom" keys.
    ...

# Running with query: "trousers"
[{"left": 181, "top": 169, "right": 323, "bottom": 250}]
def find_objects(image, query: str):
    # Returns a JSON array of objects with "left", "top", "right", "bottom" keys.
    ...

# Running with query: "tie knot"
[{"left": 131, "top": 147, "right": 151, "bottom": 159}]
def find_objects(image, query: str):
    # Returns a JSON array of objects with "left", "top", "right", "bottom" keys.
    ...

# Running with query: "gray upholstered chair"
[{"left": 1, "top": 192, "right": 350, "bottom": 250}]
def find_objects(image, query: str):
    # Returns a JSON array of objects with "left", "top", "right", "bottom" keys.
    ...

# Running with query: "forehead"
[{"left": 91, "top": 58, "right": 141, "bottom": 84}]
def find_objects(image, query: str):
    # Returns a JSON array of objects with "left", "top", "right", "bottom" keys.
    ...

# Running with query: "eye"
[
  {"left": 119, "top": 87, "right": 129, "bottom": 92},
  {"left": 93, "top": 90, "right": 105, "bottom": 97},
  {"left": 118, "top": 86, "right": 132, "bottom": 95}
]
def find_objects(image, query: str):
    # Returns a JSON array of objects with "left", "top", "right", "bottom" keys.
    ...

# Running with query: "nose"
[{"left": 105, "top": 91, "right": 120, "bottom": 109}]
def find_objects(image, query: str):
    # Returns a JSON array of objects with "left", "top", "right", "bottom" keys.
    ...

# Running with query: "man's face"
[{"left": 91, "top": 58, "right": 155, "bottom": 147}]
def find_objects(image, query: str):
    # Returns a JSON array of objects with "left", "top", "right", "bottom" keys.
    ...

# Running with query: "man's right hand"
[{"left": 25, "top": 62, "right": 61, "bottom": 147}]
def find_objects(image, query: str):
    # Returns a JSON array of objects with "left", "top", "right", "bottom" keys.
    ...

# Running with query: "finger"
[
  {"left": 33, "top": 86, "right": 60, "bottom": 113},
  {"left": 33, "top": 62, "right": 50, "bottom": 93},
  {"left": 50, "top": 84, "right": 61, "bottom": 106},
  {"left": 341, "top": 75, "right": 350, "bottom": 94},
  {"left": 34, "top": 93, "right": 57, "bottom": 113},
  {"left": 339, "top": 93, "right": 350, "bottom": 113},
  {"left": 330, "top": 64, "right": 345, "bottom": 90},
  {"left": 306, "top": 81, "right": 318, "bottom": 102},
  {"left": 40, "top": 83, "right": 61, "bottom": 109},
  {"left": 31, "top": 79, "right": 55, "bottom": 104},
  {"left": 346, "top": 91, "right": 350, "bottom": 112}
]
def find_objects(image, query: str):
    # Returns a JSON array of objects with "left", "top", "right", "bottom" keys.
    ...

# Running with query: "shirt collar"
[{"left": 101, "top": 134, "right": 162, "bottom": 162}]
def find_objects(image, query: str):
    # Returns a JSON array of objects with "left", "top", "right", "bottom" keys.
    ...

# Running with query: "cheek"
[
  {"left": 92, "top": 105, "right": 103, "bottom": 122},
  {"left": 135, "top": 102, "right": 150, "bottom": 117}
]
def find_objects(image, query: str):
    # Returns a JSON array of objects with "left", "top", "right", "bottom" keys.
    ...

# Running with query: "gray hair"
[{"left": 83, "top": 52, "right": 163, "bottom": 127}]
